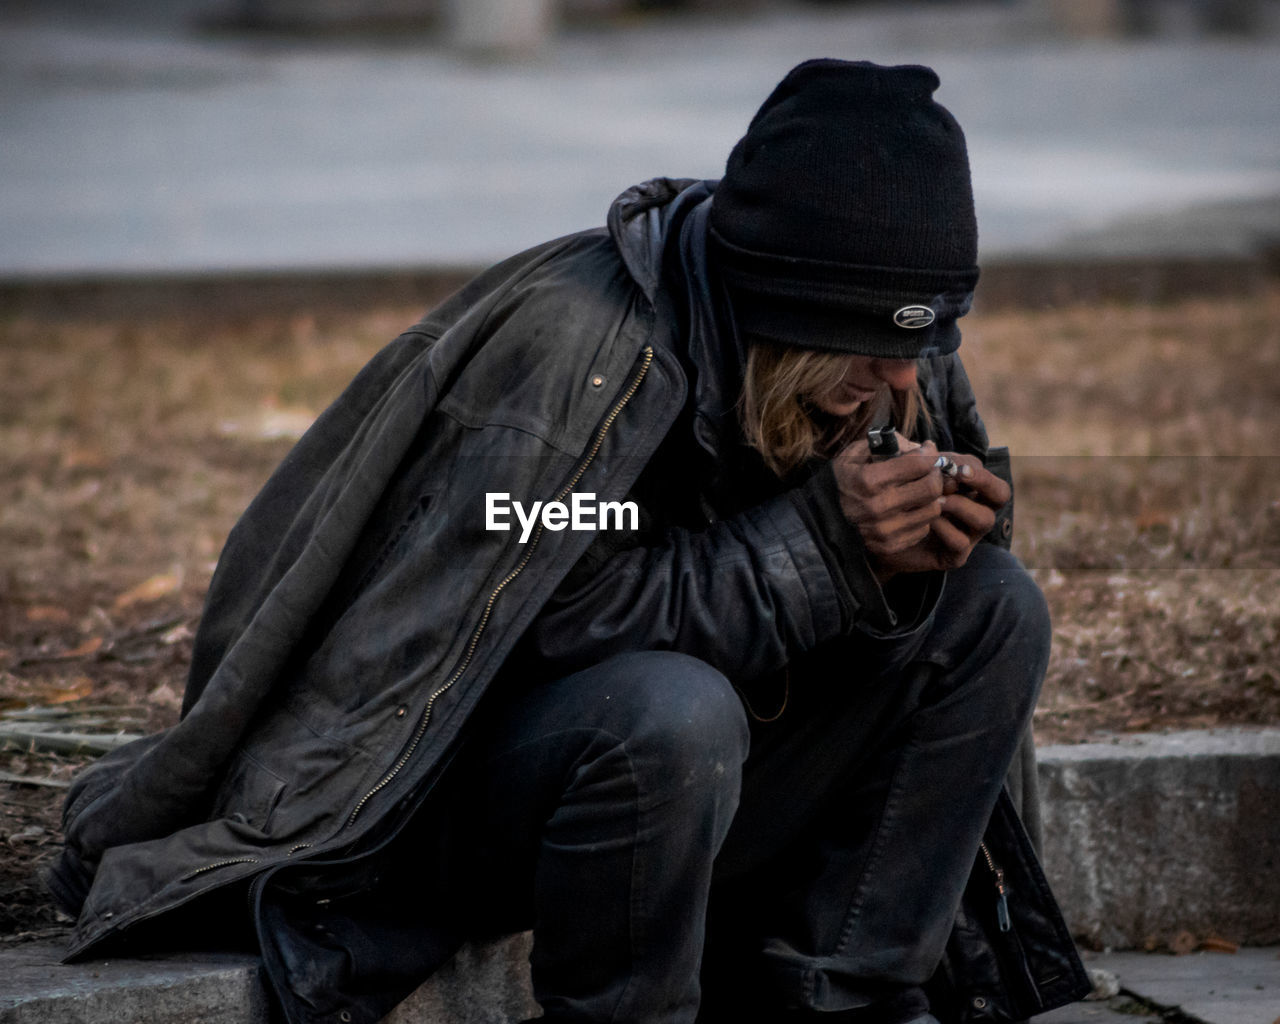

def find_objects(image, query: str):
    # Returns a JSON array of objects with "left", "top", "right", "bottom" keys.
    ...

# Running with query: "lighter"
[{"left": 867, "top": 424, "right": 960, "bottom": 477}]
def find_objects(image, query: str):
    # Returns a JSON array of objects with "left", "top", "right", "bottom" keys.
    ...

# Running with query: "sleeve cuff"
[{"left": 790, "top": 463, "right": 942, "bottom": 638}]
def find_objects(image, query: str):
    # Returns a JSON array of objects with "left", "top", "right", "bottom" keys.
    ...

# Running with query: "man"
[{"left": 50, "top": 60, "right": 1088, "bottom": 1024}]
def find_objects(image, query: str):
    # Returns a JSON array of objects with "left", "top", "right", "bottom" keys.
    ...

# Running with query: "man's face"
[{"left": 810, "top": 355, "right": 919, "bottom": 417}]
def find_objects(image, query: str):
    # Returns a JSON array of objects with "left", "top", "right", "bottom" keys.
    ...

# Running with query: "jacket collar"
[
  {"left": 607, "top": 176, "right": 704, "bottom": 300},
  {"left": 608, "top": 177, "right": 745, "bottom": 463}
]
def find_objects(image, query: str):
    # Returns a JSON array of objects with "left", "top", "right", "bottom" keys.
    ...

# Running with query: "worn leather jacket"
[{"left": 50, "top": 178, "right": 1089, "bottom": 1024}]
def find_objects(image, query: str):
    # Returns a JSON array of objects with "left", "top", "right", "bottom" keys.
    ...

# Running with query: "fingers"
[
  {"left": 927, "top": 514, "right": 975, "bottom": 569},
  {"left": 871, "top": 441, "right": 938, "bottom": 481},
  {"left": 846, "top": 445, "right": 944, "bottom": 508},
  {"left": 940, "top": 493, "right": 998, "bottom": 539},
  {"left": 858, "top": 496, "right": 943, "bottom": 556},
  {"left": 917, "top": 492, "right": 999, "bottom": 572},
  {"left": 830, "top": 442, "right": 1009, "bottom": 570},
  {"left": 833, "top": 444, "right": 944, "bottom": 518},
  {"left": 859, "top": 471, "right": 945, "bottom": 521},
  {"left": 939, "top": 454, "right": 1010, "bottom": 508},
  {"left": 873, "top": 513, "right": 975, "bottom": 578}
]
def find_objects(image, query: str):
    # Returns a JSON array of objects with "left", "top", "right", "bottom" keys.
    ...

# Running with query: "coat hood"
[
  {"left": 608, "top": 177, "right": 746, "bottom": 467},
  {"left": 606, "top": 176, "right": 708, "bottom": 302}
]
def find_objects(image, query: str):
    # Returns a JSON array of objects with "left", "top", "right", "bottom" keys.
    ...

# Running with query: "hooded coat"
[{"left": 51, "top": 179, "right": 1088, "bottom": 1024}]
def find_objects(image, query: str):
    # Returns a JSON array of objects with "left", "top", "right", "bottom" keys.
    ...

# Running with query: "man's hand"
[
  {"left": 920, "top": 453, "right": 1009, "bottom": 570},
  {"left": 831, "top": 439, "right": 1010, "bottom": 581}
]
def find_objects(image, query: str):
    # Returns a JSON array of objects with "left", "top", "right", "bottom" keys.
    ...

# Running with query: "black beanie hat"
[{"left": 708, "top": 59, "right": 979, "bottom": 358}]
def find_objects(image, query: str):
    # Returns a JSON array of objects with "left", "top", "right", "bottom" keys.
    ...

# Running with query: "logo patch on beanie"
[{"left": 893, "top": 305, "right": 936, "bottom": 329}]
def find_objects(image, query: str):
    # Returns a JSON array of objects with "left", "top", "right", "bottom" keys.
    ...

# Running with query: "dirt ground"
[{"left": 2, "top": 283, "right": 1277, "bottom": 942}]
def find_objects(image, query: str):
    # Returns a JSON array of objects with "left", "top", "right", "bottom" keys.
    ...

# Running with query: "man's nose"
[{"left": 871, "top": 358, "right": 918, "bottom": 390}]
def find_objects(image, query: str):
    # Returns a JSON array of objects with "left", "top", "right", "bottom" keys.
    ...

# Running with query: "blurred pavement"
[{"left": 1, "top": 1, "right": 1279, "bottom": 278}]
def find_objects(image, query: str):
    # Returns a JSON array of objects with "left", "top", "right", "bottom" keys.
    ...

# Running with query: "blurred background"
[{"left": 1, "top": 0, "right": 1278, "bottom": 280}]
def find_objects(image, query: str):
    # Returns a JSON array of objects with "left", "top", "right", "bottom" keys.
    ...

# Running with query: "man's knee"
[
  {"left": 560, "top": 655, "right": 747, "bottom": 808},
  {"left": 997, "top": 562, "right": 1051, "bottom": 722},
  {"left": 958, "top": 545, "right": 1050, "bottom": 656},
  {"left": 931, "top": 546, "right": 1051, "bottom": 720},
  {"left": 577, "top": 651, "right": 750, "bottom": 791},
  {"left": 989, "top": 549, "right": 1050, "bottom": 670}
]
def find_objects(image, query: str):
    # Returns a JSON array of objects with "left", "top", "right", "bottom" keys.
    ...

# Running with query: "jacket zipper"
[
  {"left": 979, "top": 840, "right": 1011, "bottom": 933},
  {"left": 164, "top": 348, "right": 655, "bottom": 896},
  {"left": 69, "top": 854, "right": 264, "bottom": 956},
  {"left": 978, "top": 838, "right": 1050, "bottom": 1015},
  {"left": 343, "top": 346, "right": 656, "bottom": 830},
  {"left": 178, "top": 856, "right": 261, "bottom": 883}
]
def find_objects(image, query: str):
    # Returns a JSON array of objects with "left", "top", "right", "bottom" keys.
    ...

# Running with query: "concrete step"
[
  {"left": 0, "top": 941, "right": 270, "bottom": 1024},
  {"left": 2, "top": 728, "right": 1277, "bottom": 1023},
  {"left": 0, "top": 933, "right": 537, "bottom": 1024},
  {"left": 1038, "top": 728, "right": 1280, "bottom": 950},
  {"left": 4, "top": 938, "right": 1276, "bottom": 1024}
]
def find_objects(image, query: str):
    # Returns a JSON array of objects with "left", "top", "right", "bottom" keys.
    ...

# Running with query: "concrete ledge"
[
  {"left": 1038, "top": 728, "right": 1280, "bottom": 950},
  {"left": 0, "top": 942, "right": 270, "bottom": 1024},
  {"left": 388, "top": 933, "right": 536, "bottom": 1024},
  {"left": 0, "top": 934, "right": 536, "bottom": 1024},
  {"left": 3, "top": 729, "right": 1278, "bottom": 1022}
]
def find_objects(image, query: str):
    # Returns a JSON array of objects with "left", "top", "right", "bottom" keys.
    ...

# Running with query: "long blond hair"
[{"left": 740, "top": 341, "right": 927, "bottom": 477}]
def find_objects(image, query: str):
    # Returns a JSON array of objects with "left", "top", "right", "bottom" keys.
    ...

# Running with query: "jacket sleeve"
[
  {"left": 922, "top": 351, "right": 1014, "bottom": 550},
  {"left": 514, "top": 466, "right": 937, "bottom": 683}
]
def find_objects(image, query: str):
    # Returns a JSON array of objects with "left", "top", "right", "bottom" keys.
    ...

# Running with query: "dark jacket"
[{"left": 51, "top": 178, "right": 1087, "bottom": 1024}]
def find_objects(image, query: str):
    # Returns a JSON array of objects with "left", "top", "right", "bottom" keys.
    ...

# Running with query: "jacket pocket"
[
  {"left": 211, "top": 751, "right": 287, "bottom": 834},
  {"left": 928, "top": 790, "right": 1091, "bottom": 1023}
]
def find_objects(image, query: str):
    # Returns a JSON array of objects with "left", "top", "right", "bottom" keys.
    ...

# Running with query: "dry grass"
[
  {"left": 1, "top": 308, "right": 417, "bottom": 617},
  {"left": 963, "top": 288, "right": 1280, "bottom": 740},
  {"left": 1, "top": 283, "right": 1278, "bottom": 938},
  {"left": 2, "top": 287, "right": 1277, "bottom": 739}
]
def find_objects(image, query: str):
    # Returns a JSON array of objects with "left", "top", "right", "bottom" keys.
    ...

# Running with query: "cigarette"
[{"left": 934, "top": 455, "right": 961, "bottom": 478}]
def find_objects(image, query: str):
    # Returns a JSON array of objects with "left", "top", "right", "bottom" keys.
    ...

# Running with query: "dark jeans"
[{"left": 439, "top": 544, "right": 1049, "bottom": 1024}]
